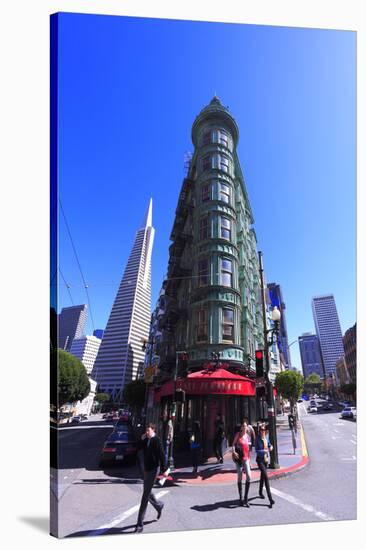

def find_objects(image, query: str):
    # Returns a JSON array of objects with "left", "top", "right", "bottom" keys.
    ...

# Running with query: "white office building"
[
  {"left": 312, "top": 294, "right": 345, "bottom": 377},
  {"left": 92, "top": 199, "right": 155, "bottom": 401},
  {"left": 70, "top": 335, "right": 102, "bottom": 375}
]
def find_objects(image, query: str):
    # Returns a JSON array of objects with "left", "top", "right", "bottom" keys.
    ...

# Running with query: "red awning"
[{"left": 154, "top": 367, "right": 256, "bottom": 402}]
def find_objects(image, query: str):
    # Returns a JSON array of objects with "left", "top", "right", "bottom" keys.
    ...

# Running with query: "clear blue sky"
[{"left": 57, "top": 13, "right": 356, "bottom": 372}]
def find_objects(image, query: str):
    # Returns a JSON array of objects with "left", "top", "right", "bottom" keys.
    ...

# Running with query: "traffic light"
[
  {"left": 255, "top": 350, "right": 264, "bottom": 378},
  {"left": 174, "top": 389, "right": 186, "bottom": 403}
]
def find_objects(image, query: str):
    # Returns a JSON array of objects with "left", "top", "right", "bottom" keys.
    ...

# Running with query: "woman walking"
[
  {"left": 255, "top": 423, "right": 275, "bottom": 508},
  {"left": 232, "top": 420, "right": 252, "bottom": 507},
  {"left": 190, "top": 420, "right": 202, "bottom": 475}
]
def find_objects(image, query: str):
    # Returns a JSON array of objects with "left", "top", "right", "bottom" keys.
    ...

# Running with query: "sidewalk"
[{"left": 164, "top": 415, "right": 309, "bottom": 486}]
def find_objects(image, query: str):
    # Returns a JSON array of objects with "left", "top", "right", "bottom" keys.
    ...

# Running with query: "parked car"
[
  {"left": 71, "top": 415, "right": 82, "bottom": 423},
  {"left": 297, "top": 398, "right": 303, "bottom": 403},
  {"left": 308, "top": 404, "right": 317, "bottom": 413},
  {"left": 322, "top": 402, "right": 333, "bottom": 411},
  {"left": 100, "top": 426, "right": 138, "bottom": 466},
  {"left": 341, "top": 406, "right": 357, "bottom": 419}
]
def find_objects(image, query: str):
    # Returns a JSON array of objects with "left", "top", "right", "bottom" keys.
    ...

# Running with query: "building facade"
[
  {"left": 298, "top": 332, "right": 324, "bottom": 379},
  {"left": 312, "top": 295, "right": 344, "bottom": 377},
  {"left": 268, "top": 282, "right": 292, "bottom": 370},
  {"left": 58, "top": 304, "right": 88, "bottom": 352},
  {"left": 92, "top": 199, "right": 155, "bottom": 401},
  {"left": 70, "top": 335, "right": 102, "bottom": 375},
  {"left": 343, "top": 323, "right": 356, "bottom": 383},
  {"left": 150, "top": 97, "right": 265, "bottom": 453}
]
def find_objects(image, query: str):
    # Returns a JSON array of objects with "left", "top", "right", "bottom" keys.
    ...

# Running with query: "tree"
[
  {"left": 95, "top": 392, "right": 110, "bottom": 403},
  {"left": 52, "top": 349, "right": 90, "bottom": 407},
  {"left": 340, "top": 383, "right": 356, "bottom": 400},
  {"left": 275, "top": 370, "right": 304, "bottom": 413},
  {"left": 304, "top": 373, "right": 322, "bottom": 395},
  {"left": 123, "top": 379, "right": 146, "bottom": 409}
]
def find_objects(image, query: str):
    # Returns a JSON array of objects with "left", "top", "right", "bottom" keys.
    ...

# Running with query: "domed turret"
[{"left": 191, "top": 96, "right": 239, "bottom": 147}]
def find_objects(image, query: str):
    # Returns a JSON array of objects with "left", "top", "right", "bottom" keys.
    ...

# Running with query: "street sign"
[{"left": 144, "top": 366, "right": 155, "bottom": 383}]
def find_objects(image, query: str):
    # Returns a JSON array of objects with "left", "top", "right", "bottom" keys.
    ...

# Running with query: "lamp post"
[
  {"left": 258, "top": 251, "right": 280, "bottom": 469},
  {"left": 141, "top": 337, "right": 156, "bottom": 423},
  {"left": 169, "top": 349, "right": 187, "bottom": 469}
]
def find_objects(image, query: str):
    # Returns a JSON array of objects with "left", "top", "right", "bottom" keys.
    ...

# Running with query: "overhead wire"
[{"left": 59, "top": 198, "right": 95, "bottom": 331}]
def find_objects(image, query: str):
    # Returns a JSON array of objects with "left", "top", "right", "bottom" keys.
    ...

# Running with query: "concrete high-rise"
[
  {"left": 70, "top": 335, "right": 102, "bottom": 375},
  {"left": 298, "top": 333, "right": 324, "bottom": 379},
  {"left": 58, "top": 304, "right": 88, "bottom": 351},
  {"left": 92, "top": 199, "right": 155, "bottom": 401},
  {"left": 312, "top": 294, "right": 344, "bottom": 377}
]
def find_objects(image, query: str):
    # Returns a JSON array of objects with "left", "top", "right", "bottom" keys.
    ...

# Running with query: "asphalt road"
[{"left": 52, "top": 406, "right": 357, "bottom": 538}]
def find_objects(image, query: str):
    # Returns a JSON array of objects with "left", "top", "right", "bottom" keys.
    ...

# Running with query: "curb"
[{"left": 168, "top": 422, "right": 310, "bottom": 486}]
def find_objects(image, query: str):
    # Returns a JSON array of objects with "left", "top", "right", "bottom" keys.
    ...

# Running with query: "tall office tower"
[
  {"left": 312, "top": 294, "right": 345, "bottom": 377},
  {"left": 343, "top": 323, "right": 356, "bottom": 383},
  {"left": 154, "top": 96, "right": 264, "bottom": 381},
  {"left": 268, "top": 282, "right": 292, "bottom": 370},
  {"left": 93, "top": 329, "right": 104, "bottom": 340},
  {"left": 58, "top": 304, "right": 88, "bottom": 351},
  {"left": 298, "top": 333, "right": 325, "bottom": 379},
  {"left": 92, "top": 199, "right": 155, "bottom": 401},
  {"left": 70, "top": 335, "right": 102, "bottom": 375}
]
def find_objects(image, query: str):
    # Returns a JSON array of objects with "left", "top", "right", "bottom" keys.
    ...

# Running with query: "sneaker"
[{"left": 157, "top": 504, "right": 164, "bottom": 519}]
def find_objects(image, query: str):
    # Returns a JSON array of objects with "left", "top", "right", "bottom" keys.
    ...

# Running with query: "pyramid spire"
[{"left": 142, "top": 197, "right": 153, "bottom": 228}]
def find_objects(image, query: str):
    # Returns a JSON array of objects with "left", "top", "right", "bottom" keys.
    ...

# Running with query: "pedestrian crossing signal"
[{"left": 255, "top": 350, "right": 264, "bottom": 378}]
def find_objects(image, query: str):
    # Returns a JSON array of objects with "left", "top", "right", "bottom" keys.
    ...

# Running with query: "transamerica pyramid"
[{"left": 92, "top": 199, "right": 155, "bottom": 401}]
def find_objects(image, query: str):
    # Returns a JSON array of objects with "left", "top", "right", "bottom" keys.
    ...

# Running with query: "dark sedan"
[{"left": 100, "top": 426, "right": 138, "bottom": 466}]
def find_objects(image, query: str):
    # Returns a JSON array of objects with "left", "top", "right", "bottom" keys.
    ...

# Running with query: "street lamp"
[
  {"left": 141, "top": 337, "right": 156, "bottom": 422},
  {"left": 258, "top": 251, "right": 280, "bottom": 469},
  {"left": 169, "top": 349, "right": 187, "bottom": 469}
]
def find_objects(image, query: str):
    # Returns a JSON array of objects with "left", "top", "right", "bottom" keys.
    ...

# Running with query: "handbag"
[{"left": 232, "top": 443, "right": 243, "bottom": 464}]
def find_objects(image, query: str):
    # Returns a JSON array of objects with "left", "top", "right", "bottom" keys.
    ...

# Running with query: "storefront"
[{"left": 153, "top": 366, "right": 257, "bottom": 458}]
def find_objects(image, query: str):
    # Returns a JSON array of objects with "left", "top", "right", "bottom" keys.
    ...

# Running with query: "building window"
[
  {"left": 202, "top": 131, "right": 211, "bottom": 146},
  {"left": 220, "top": 182, "right": 230, "bottom": 203},
  {"left": 202, "top": 154, "right": 211, "bottom": 171},
  {"left": 219, "top": 129, "right": 228, "bottom": 147},
  {"left": 197, "top": 309, "right": 208, "bottom": 342},
  {"left": 221, "top": 258, "right": 233, "bottom": 287},
  {"left": 222, "top": 308, "right": 234, "bottom": 342},
  {"left": 198, "top": 258, "right": 209, "bottom": 286},
  {"left": 202, "top": 183, "right": 210, "bottom": 202},
  {"left": 199, "top": 216, "right": 209, "bottom": 240},
  {"left": 220, "top": 155, "right": 229, "bottom": 173},
  {"left": 220, "top": 216, "right": 231, "bottom": 240}
]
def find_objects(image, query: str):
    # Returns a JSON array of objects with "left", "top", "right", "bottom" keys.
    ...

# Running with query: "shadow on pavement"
[
  {"left": 191, "top": 499, "right": 240, "bottom": 512},
  {"left": 67, "top": 520, "right": 156, "bottom": 538}
]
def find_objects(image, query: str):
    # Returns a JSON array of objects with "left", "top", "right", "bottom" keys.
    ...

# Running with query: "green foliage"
[
  {"left": 95, "top": 392, "right": 110, "bottom": 403},
  {"left": 304, "top": 372, "right": 322, "bottom": 392},
  {"left": 275, "top": 370, "right": 304, "bottom": 403},
  {"left": 340, "top": 382, "right": 356, "bottom": 396},
  {"left": 52, "top": 349, "right": 90, "bottom": 407},
  {"left": 123, "top": 379, "right": 146, "bottom": 409}
]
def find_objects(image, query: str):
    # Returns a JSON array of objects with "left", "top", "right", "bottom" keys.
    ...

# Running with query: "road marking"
[
  {"left": 331, "top": 436, "right": 341, "bottom": 440},
  {"left": 350, "top": 440, "right": 357, "bottom": 445},
  {"left": 333, "top": 429, "right": 339, "bottom": 433},
  {"left": 271, "top": 488, "right": 335, "bottom": 521},
  {"left": 86, "top": 490, "right": 169, "bottom": 536},
  {"left": 341, "top": 456, "right": 356, "bottom": 461}
]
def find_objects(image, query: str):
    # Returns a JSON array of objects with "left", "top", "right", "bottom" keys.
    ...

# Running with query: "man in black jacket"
[{"left": 135, "top": 423, "right": 169, "bottom": 533}]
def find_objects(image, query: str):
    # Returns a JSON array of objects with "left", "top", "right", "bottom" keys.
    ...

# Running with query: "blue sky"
[{"left": 56, "top": 13, "right": 356, "bottom": 372}]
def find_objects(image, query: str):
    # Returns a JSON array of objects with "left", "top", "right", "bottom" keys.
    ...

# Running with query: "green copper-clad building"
[{"left": 150, "top": 97, "right": 265, "bottom": 455}]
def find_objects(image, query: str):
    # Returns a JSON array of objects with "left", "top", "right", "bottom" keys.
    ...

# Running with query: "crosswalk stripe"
[
  {"left": 86, "top": 490, "right": 169, "bottom": 536},
  {"left": 271, "top": 488, "right": 335, "bottom": 521}
]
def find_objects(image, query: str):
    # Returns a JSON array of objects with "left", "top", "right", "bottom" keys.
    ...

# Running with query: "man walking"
[
  {"left": 136, "top": 423, "right": 169, "bottom": 533},
  {"left": 213, "top": 413, "right": 225, "bottom": 463}
]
